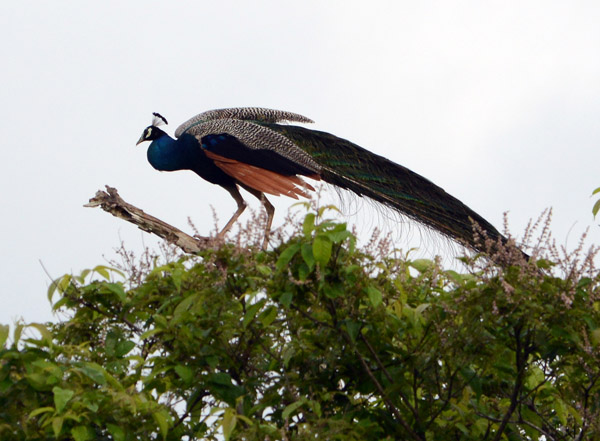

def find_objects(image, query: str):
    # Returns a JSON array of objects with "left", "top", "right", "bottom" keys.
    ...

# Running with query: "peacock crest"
[{"left": 152, "top": 112, "right": 168, "bottom": 127}]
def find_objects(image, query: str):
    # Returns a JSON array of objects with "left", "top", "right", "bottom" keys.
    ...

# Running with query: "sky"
[{"left": 1, "top": 1, "right": 599, "bottom": 326}]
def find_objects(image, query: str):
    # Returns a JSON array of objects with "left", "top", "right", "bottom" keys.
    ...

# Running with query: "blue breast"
[{"left": 147, "top": 135, "right": 191, "bottom": 172}]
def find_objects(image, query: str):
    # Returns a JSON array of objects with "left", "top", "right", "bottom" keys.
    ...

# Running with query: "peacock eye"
[{"left": 146, "top": 127, "right": 152, "bottom": 138}]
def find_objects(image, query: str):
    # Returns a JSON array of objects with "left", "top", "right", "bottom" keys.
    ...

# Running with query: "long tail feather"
[{"left": 267, "top": 124, "right": 510, "bottom": 254}]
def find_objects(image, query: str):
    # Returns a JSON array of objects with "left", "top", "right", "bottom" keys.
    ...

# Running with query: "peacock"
[{"left": 136, "top": 107, "right": 513, "bottom": 255}]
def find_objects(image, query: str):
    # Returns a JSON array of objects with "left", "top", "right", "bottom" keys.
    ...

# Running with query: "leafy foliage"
[{"left": 1, "top": 208, "right": 600, "bottom": 440}]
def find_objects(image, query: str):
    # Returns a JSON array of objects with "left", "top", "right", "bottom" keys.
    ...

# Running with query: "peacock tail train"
[{"left": 265, "top": 123, "right": 505, "bottom": 253}]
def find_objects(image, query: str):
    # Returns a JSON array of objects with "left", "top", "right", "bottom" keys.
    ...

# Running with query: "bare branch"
[{"left": 85, "top": 186, "right": 209, "bottom": 254}]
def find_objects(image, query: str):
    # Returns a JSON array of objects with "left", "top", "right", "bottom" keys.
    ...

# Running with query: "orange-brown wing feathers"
[{"left": 204, "top": 150, "right": 320, "bottom": 199}]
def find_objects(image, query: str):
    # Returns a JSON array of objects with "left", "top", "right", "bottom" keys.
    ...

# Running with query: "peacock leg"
[
  {"left": 241, "top": 187, "right": 274, "bottom": 249},
  {"left": 260, "top": 194, "right": 275, "bottom": 250},
  {"left": 218, "top": 185, "right": 247, "bottom": 238}
]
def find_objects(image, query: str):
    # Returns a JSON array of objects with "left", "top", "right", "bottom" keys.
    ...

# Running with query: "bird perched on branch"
[{"left": 137, "top": 107, "right": 511, "bottom": 254}]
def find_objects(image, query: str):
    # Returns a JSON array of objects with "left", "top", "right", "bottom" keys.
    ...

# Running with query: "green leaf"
[
  {"left": 276, "top": 243, "right": 301, "bottom": 271},
  {"left": 93, "top": 265, "right": 111, "bottom": 280},
  {"left": 236, "top": 414, "right": 254, "bottom": 427},
  {"left": 317, "top": 204, "right": 341, "bottom": 217},
  {"left": 115, "top": 340, "right": 135, "bottom": 357},
  {"left": 52, "top": 416, "right": 64, "bottom": 438},
  {"left": 308, "top": 400, "right": 322, "bottom": 417},
  {"left": 298, "top": 263, "right": 310, "bottom": 281},
  {"left": 459, "top": 367, "right": 482, "bottom": 397},
  {"left": 71, "top": 425, "right": 94, "bottom": 441},
  {"left": 282, "top": 346, "right": 295, "bottom": 368},
  {"left": 525, "top": 366, "right": 545, "bottom": 390},
  {"left": 105, "top": 282, "right": 126, "bottom": 302},
  {"left": 57, "top": 274, "right": 72, "bottom": 294},
  {"left": 366, "top": 286, "right": 382, "bottom": 308},
  {"left": 172, "top": 293, "right": 200, "bottom": 324},
  {"left": 323, "top": 281, "right": 344, "bottom": 299},
  {"left": 91, "top": 264, "right": 123, "bottom": 281},
  {"left": 258, "top": 305, "right": 278, "bottom": 327},
  {"left": 325, "top": 223, "right": 350, "bottom": 243},
  {"left": 53, "top": 386, "right": 74, "bottom": 413},
  {"left": 174, "top": 365, "right": 193, "bottom": 384},
  {"left": 243, "top": 299, "right": 265, "bottom": 328},
  {"left": 207, "top": 373, "right": 244, "bottom": 405},
  {"left": 279, "top": 292, "right": 293, "bottom": 308},
  {"left": 25, "top": 360, "right": 62, "bottom": 390},
  {"left": 171, "top": 266, "right": 184, "bottom": 291},
  {"left": 222, "top": 408, "right": 237, "bottom": 441},
  {"left": 153, "top": 410, "right": 170, "bottom": 440},
  {"left": 416, "top": 303, "right": 430, "bottom": 314},
  {"left": 256, "top": 264, "right": 272, "bottom": 276},
  {"left": 554, "top": 398, "right": 568, "bottom": 426},
  {"left": 77, "top": 363, "right": 107, "bottom": 385},
  {"left": 455, "top": 422, "right": 469, "bottom": 435},
  {"left": 410, "top": 259, "right": 434, "bottom": 273},
  {"left": 85, "top": 401, "right": 99, "bottom": 413},
  {"left": 301, "top": 243, "right": 316, "bottom": 270},
  {"left": 76, "top": 268, "right": 91, "bottom": 283},
  {"left": 209, "top": 372, "right": 233, "bottom": 386},
  {"left": 593, "top": 198, "right": 600, "bottom": 218},
  {"left": 591, "top": 328, "right": 600, "bottom": 346},
  {"left": 282, "top": 398, "right": 306, "bottom": 420},
  {"left": 313, "top": 235, "right": 332, "bottom": 266},
  {"left": 140, "top": 328, "right": 162, "bottom": 340},
  {"left": 52, "top": 296, "right": 70, "bottom": 311},
  {"left": 0, "top": 324, "right": 8, "bottom": 348},
  {"left": 47, "top": 279, "right": 59, "bottom": 303},
  {"left": 48, "top": 274, "right": 72, "bottom": 302},
  {"left": 13, "top": 322, "right": 24, "bottom": 345},
  {"left": 107, "top": 423, "right": 125, "bottom": 441},
  {"left": 535, "top": 258, "right": 555, "bottom": 269},
  {"left": 303, "top": 213, "right": 316, "bottom": 236},
  {"left": 154, "top": 314, "right": 168, "bottom": 328},
  {"left": 105, "top": 332, "right": 117, "bottom": 357},
  {"left": 29, "top": 406, "right": 55, "bottom": 418},
  {"left": 593, "top": 186, "right": 600, "bottom": 195},
  {"left": 344, "top": 320, "right": 361, "bottom": 342}
]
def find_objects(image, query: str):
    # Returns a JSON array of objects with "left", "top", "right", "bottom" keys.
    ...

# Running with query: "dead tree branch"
[{"left": 85, "top": 186, "right": 208, "bottom": 254}]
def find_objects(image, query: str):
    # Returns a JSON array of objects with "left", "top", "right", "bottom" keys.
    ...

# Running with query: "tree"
[{"left": 1, "top": 206, "right": 599, "bottom": 440}]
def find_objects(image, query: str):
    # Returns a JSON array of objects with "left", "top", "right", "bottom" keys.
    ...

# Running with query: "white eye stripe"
[{"left": 147, "top": 127, "right": 152, "bottom": 137}]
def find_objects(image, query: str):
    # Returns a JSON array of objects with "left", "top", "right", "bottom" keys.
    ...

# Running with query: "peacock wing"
[
  {"left": 180, "top": 120, "right": 320, "bottom": 198},
  {"left": 175, "top": 107, "right": 314, "bottom": 137},
  {"left": 180, "top": 118, "right": 321, "bottom": 174}
]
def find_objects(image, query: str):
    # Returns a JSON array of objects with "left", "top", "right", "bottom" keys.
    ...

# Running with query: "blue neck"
[{"left": 147, "top": 134, "right": 187, "bottom": 171}]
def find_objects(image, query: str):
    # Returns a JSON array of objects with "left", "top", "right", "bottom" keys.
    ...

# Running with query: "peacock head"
[{"left": 136, "top": 112, "right": 169, "bottom": 145}]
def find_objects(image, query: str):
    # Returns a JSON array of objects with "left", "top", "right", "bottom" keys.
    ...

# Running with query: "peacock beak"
[{"left": 136, "top": 133, "right": 146, "bottom": 145}]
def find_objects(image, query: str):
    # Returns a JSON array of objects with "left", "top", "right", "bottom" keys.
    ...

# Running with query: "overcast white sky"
[{"left": 1, "top": 1, "right": 599, "bottom": 326}]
